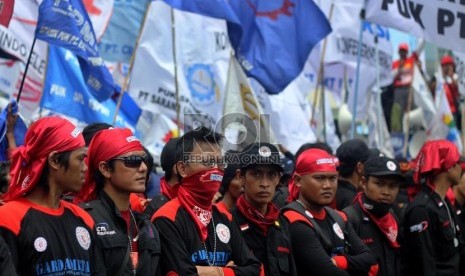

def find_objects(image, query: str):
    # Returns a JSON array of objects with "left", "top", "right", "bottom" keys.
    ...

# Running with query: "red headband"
[
  {"left": 413, "top": 140, "right": 460, "bottom": 183},
  {"left": 288, "top": 148, "right": 337, "bottom": 202},
  {"left": 76, "top": 128, "right": 143, "bottom": 202},
  {"left": 4, "top": 117, "right": 84, "bottom": 201}
]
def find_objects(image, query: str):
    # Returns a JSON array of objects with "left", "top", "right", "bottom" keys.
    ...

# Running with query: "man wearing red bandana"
[
  {"left": 152, "top": 127, "right": 262, "bottom": 276},
  {"left": 282, "top": 148, "right": 378, "bottom": 275},
  {"left": 403, "top": 140, "right": 462, "bottom": 275},
  {"left": 77, "top": 128, "right": 161, "bottom": 275},
  {"left": 0, "top": 117, "right": 104, "bottom": 275},
  {"left": 343, "top": 156, "right": 405, "bottom": 276},
  {"left": 232, "top": 142, "right": 296, "bottom": 276}
]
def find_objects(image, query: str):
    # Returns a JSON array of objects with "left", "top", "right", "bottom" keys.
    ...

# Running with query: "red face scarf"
[
  {"left": 177, "top": 168, "right": 224, "bottom": 242},
  {"left": 413, "top": 140, "right": 460, "bottom": 184},
  {"left": 4, "top": 117, "right": 85, "bottom": 202},
  {"left": 355, "top": 193, "right": 400, "bottom": 248},
  {"left": 160, "top": 176, "right": 179, "bottom": 200},
  {"left": 75, "top": 128, "right": 143, "bottom": 203},
  {"left": 287, "top": 148, "right": 338, "bottom": 202},
  {"left": 236, "top": 195, "right": 279, "bottom": 235}
]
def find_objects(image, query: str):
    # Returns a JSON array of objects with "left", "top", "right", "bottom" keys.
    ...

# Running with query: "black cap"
[
  {"left": 364, "top": 156, "right": 405, "bottom": 180},
  {"left": 160, "top": 138, "right": 179, "bottom": 172},
  {"left": 336, "top": 139, "right": 369, "bottom": 167},
  {"left": 219, "top": 151, "right": 241, "bottom": 194},
  {"left": 240, "top": 142, "right": 283, "bottom": 170}
]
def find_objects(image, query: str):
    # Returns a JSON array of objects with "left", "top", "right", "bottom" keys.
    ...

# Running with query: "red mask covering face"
[
  {"left": 177, "top": 168, "right": 224, "bottom": 242},
  {"left": 4, "top": 117, "right": 84, "bottom": 202}
]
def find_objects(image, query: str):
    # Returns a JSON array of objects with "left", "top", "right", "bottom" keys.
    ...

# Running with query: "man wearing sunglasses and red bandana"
[
  {"left": 152, "top": 127, "right": 262, "bottom": 276},
  {"left": 77, "top": 128, "right": 161, "bottom": 275},
  {"left": 0, "top": 116, "right": 104, "bottom": 275}
]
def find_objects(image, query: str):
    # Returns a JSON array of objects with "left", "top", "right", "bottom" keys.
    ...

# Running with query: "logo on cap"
[
  {"left": 126, "top": 136, "right": 139, "bottom": 143},
  {"left": 71, "top": 127, "right": 80, "bottom": 138},
  {"left": 386, "top": 161, "right": 397, "bottom": 171},
  {"left": 258, "top": 146, "right": 271, "bottom": 157}
]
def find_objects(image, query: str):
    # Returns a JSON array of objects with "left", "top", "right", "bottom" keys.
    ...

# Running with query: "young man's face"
[
  {"left": 242, "top": 165, "right": 281, "bottom": 208},
  {"left": 297, "top": 172, "right": 338, "bottom": 207},
  {"left": 447, "top": 163, "right": 462, "bottom": 187},
  {"left": 399, "top": 49, "right": 408, "bottom": 59},
  {"left": 363, "top": 175, "right": 400, "bottom": 205},
  {"left": 107, "top": 150, "right": 148, "bottom": 194},
  {"left": 57, "top": 147, "right": 88, "bottom": 193}
]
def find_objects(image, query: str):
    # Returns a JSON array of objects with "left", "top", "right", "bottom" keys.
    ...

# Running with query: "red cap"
[
  {"left": 441, "top": 55, "right": 454, "bottom": 66},
  {"left": 398, "top": 43, "right": 409, "bottom": 52}
]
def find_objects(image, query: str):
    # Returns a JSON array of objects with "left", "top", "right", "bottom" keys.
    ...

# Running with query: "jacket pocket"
[{"left": 277, "top": 247, "right": 290, "bottom": 274}]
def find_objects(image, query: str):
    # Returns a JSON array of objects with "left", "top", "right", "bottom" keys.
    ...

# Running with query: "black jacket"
[
  {"left": 0, "top": 235, "right": 15, "bottom": 276},
  {"left": 144, "top": 194, "right": 169, "bottom": 218},
  {"left": 82, "top": 192, "right": 161, "bottom": 276},
  {"left": 282, "top": 202, "right": 378, "bottom": 275},
  {"left": 402, "top": 186, "right": 460, "bottom": 275},
  {"left": 343, "top": 203, "right": 401, "bottom": 276},
  {"left": 335, "top": 179, "right": 358, "bottom": 210},
  {"left": 232, "top": 209, "right": 297, "bottom": 276},
  {"left": 152, "top": 198, "right": 262, "bottom": 275}
]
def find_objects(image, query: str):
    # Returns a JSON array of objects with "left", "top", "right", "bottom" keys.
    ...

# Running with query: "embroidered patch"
[
  {"left": 333, "top": 223, "right": 344, "bottom": 240},
  {"left": 386, "top": 161, "right": 397, "bottom": 171},
  {"left": 409, "top": 221, "right": 428, "bottom": 233},
  {"left": 34, "top": 237, "right": 47, "bottom": 252},
  {"left": 216, "top": 223, "right": 231, "bottom": 244},
  {"left": 258, "top": 146, "right": 271, "bottom": 157},
  {"left": 76, "top": 226, "right": 91, "bottom": 250}
]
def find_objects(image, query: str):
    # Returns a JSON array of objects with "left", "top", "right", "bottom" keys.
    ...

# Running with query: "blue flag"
[
  {"left": 36, "top": 0, "right": 115, "bottom": 101},
  {"left": 0, "top": 100, "right": 27, "bottom": 161},
  {"left": 162, "top": 0, "right": 331, "bottom": 94},
  {"left": 42, "top": 46, "right": 140, "bottom": 133}
]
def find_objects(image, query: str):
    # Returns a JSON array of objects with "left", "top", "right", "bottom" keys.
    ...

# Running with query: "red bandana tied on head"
[
  {"left": 288, "top": 148, "right": 337, "bottom": 202},
  {"left": 355, "top": 193, "right": 400, "bottom": 248},
  {"left": 236, "top": 195, "right": 279, "bottom": 235},
  {"left": 413, "top": 140, "right": 460, "bottom": 184},
  {"left": 4, "top": 117, "right": 84, "bottom": 202},
  {"left": 76, "top": 128, "right": 143, "bottom": 203},
  {"left": 177, "top": 168, "right": 224, "bottom": 242}
]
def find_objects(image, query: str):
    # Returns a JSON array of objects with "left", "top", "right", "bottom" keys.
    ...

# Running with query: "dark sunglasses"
[{"left": 111, "top": 155, "right": 148, "bottom": 168}]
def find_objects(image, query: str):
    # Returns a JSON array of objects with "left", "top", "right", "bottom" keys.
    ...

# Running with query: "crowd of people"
[{"left": 0, "top": 114, "right": 464, "bottom": 276}]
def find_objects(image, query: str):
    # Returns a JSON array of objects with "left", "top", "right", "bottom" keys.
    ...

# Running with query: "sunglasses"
[{"left": 111, "top": 155, "right": 148, "bottom": 168}]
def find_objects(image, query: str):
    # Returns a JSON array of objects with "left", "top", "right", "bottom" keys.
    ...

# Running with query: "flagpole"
[
  {"left": 16, "top": 37, "right": 37, "bottom": 104},
  {"left": 170, "top": 8, "right": 181, "bottom": 134},
  {"left": 374, "top": 35, "right": 384, "bottom": 148},
  {"left": 310, "top": 2, "right": 334, "bottom": 130},
  {"left": 112, "top": 1, "right": 151, "bottom": 125},
  {"left": 350, "top": 0, "right": 367, "bottom": 139}
]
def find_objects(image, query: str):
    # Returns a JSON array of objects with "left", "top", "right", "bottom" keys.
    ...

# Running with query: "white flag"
[
  {"left": 411, "top": 64, "right": 436, "bottom": 133},
  {"left": 367, "top": 89, "right": 394, "bottom": 157}
]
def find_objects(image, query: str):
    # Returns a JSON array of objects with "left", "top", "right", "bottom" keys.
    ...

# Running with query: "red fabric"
[
  {"left": 222, "top": 267, "right": 235, "bottom": 276},
  {"left": 177, "top": 168, "right": 224, "bottom": 242},
  {"left": 355, "top": 193, "right": 400, "bottom": 248},
  {"left": 160, "top": 176, "right": 179, "bottom": 200},
  {"left": 4, "top": 117, "right": 84, "bottom": 202},
  {"left": 332, "top": 256, "right": 348, "bottom": 270},
  {"left": 236, "top": 195, "right": 279, "bottom": 235},
  {"left": 441, "top": 55, "right": 455, "bottom": 66},
  {"left": 413, "top": 140, "right": 460, "bottom": 183},
  {"left": 446, "top": 188, "right": 456, "bottom": 206},
  {"left": 0, "top": 0, "right": 14, "bottom": 27},
  {"left": 287, "top": 149, "right": 337, "bottom": 202},
  {"left": 392, "top": 54, "right": 417, "bottom": 87},
  {"left": 130, "top": 193, "right": 147, "bottom": 213},
  {"left": 398, "top": 43, "right": 409, "bottom": 52},
  {"left": 444, "top": 82, "right": 460, "bottom": 113},
  {"left": 75, "top": 128, "right": 143, "bottom": 203}
]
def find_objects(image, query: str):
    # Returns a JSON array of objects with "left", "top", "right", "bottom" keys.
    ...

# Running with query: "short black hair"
[
  {"left": 176, "top": 127, "right": 222, "bottom": 163},
  {"left": 82, "top": 122, "right": 113, "bottom": 146},
  {"left": 295, "top": 142, "right": 333, "bottom": 162},
  {"left": 38, "top": 151, "right": 73, "bottom": 190},
  {"left": 143, "top": 147, "right": 154, "bottom": 178}
]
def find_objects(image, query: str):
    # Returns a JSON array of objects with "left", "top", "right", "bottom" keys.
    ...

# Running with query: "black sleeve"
[
  {"left": 153, "top": 217, "right": 198, "bottom": 276},
  {"left": 0, "top": 234, "right": 16, "bottom": 276},
  {"left": 227, "top": 217, "right": 262, "bottom": 276},
  {"left": 89, "top": 226, "right": 107, "bottom": 276},
  {"left": 0, "top": 227, "right": 19, "bottom": 272},
  {"left": 289, "top": 222, "right": 349, "bottom": 276},
  {"left": 403, "top": 206, "right": 436, "bottom": 276},
  {"left": 344, "top": 221, "right": 378, "bottom": 274}
]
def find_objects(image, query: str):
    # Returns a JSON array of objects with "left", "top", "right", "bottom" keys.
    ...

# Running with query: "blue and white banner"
[
  {"left": 36, "top": 0, "right": 115, "bottom": 101},
  {"left": 42, "top": 46, "right": 140, "bottom": 132}
]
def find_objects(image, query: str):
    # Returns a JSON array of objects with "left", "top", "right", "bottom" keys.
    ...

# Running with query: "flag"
[
  {"left": 223, "top": 57, "right": 274, "bottom": 150},
  {"left": 162, "top": 0, "right": 332, "bottom": 94},
  {"left": 98, "top": 0, "right": 150, "bottom": 63},
  {"left": 42, "top": 46, "right": 139, "bottom": 132},
  {"left": 411, "top": 64, "right": 436, "bottom": 133},
  {"left": 35, "top": 0, "right": 115, "bottom": 101},
  {"left": 366, "top": 89, "right": 394, "bottom": 157},
  {"left": 0, "top": 0, "right": 14, "bottom": 27},
  {"left": 83, "top": 0, "right": 114, "bottom": 41},
  {"left": 0, "top": 100, "right": 27, "bottom": 161}
]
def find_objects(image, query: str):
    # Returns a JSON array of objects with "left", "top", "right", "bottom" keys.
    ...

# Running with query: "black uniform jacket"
[
  {"left": 335, "top": 179, "right": 358, "bottom": 210},
  {"left": 152, "top": 198, "right": 262, "bottom": 276},
  {"left": 232, "top": 209, "right": 297, "bottom": 276},
  {"left": 82, "top": 191, "right": 161, "bottom": 276},
  {"left": 343, "top": 203, "right": 401, "bottom": 276},
  {"left": 282, "top": 202, "right": 378, "bottom": 276}
]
